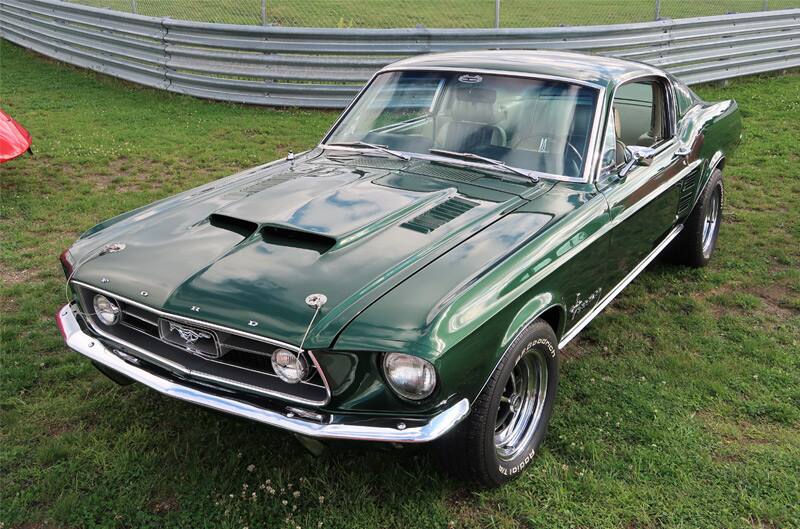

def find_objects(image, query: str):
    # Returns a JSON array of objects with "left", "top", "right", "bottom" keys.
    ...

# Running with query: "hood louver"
[{"left": 401, "top": 197, "right": 478, "bottom": 234}]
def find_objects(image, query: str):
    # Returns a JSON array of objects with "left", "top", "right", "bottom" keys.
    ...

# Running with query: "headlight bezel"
[
  {"left": 382, "top": 352, "right": 438, "bottom": 401},
  {"left": 92, "top": 294, "right": 120, "bottom": 326}
]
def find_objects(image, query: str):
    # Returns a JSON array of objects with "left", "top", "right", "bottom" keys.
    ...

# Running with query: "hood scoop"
[
  {"left": 262, "top": 225, "right": 336, "bottom": 254},
  {"left": 401, "top": 197, "right": 478, "bottom": 234},
  {"left": 208, "top": 214, "right": 259, "bottom": 239}
]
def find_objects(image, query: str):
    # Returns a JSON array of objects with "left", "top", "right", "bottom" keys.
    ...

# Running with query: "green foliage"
[{"left": 1, "top": 41, "right": 798, "bottom": 528}]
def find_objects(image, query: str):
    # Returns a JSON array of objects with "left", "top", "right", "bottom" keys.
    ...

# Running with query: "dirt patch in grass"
[
  {"left": 444, "top": 489, "right": 516, "bottom": 528},
  {"left": 699, "top": 281, "right": 798, "bottom": 319},
  {"left": 0, "top": 262, "right": 37, "bottom": 285},
  {"left": 750, "top": 283, "right": 799, "bottom": 318},
  {"left": 45, "top": 422, "right": 73, "bottom": 438},
  {"left": 150, "top": 496, "right": 180, "bottom": 515},
  {"left": 84, "top": 157, "right": 167, "bottom": 192},
  {"left": 697, "top": 412, "right": 788, "bottom": 448}
]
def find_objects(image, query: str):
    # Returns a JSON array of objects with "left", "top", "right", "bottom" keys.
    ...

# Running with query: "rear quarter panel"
[{"left": 679, "top": 98, "right": 741, "bottom": 212}]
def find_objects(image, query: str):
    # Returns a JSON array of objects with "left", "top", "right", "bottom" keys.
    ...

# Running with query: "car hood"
[{"left": 70, "top": 151, "right": 551, "bottom": 348}]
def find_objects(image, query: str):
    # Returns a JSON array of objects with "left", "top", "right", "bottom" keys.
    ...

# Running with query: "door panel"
[{"left": 601, "top": 143, "right": 687, "bottom": 281}]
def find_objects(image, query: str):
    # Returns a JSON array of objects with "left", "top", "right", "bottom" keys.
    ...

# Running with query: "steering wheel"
[{"left": 565, "top": 142, "right": 583, "bottom": 177}]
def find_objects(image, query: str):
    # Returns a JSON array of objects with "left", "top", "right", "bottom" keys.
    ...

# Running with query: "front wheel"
[{"left": 435, "top": 319, "right": 559, "bottom": 486}]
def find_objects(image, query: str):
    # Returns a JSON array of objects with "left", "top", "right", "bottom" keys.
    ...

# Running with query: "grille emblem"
[
  {"left": 170, "top": 322, "right": 211, "bottom": 345},
  {"left": 159, "top": 320, "right": 219, "bottom": 358}
]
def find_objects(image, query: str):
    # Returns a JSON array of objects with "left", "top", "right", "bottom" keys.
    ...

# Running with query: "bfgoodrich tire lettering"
[{"left": 435, "top": 319, "right": 559, "bottom": 486}]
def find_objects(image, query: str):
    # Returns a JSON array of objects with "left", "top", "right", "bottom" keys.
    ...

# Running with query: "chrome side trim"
[
  {"left": 57, "top": 304, "right": 469, "bottom": 443},
  {"left": 72, "top": 280, "right": 302, "bottom": 352},
  {"left": 558, "top": 223, "right": 684, "bottom": 349}
]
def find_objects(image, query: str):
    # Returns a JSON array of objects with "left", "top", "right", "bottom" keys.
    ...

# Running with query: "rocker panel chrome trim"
[{"left": 56, "top": 304, "right": 469, "bottom": 443}]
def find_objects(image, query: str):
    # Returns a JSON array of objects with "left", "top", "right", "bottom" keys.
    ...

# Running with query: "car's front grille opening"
[
  {"left": 120, "top": 303, "right": 159, "bottom": 337},
  {"left": 74, "top": 284, "right": 329, "bottom": 405}
]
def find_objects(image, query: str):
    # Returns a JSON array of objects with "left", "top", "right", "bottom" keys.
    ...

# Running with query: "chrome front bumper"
[{"left": 56, "top": 304, "right": 469, "bottom": 443}]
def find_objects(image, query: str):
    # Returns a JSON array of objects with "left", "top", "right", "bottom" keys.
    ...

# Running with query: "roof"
[{"left": 384, "top": 50, "right": 663, "bottom": 89}]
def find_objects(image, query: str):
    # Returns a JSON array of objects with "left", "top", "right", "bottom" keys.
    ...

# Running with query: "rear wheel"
[
  {"left": 436, "top": 319, "right": 559, "bottom": 486},
  {"left": 668, "top": 168, "right": 723, "bottom": 268}
]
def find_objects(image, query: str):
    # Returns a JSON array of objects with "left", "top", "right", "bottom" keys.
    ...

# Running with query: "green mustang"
[{"left": 56, "top": 51, "right": 741, "bottom": 485}]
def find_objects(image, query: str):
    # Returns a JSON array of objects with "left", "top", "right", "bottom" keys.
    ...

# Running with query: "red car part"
[{"left": 0, "top": 108, "right": 32, "bottom": 163}]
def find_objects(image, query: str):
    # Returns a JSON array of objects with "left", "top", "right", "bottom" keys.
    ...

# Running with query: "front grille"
[{"left": 73, "top": 284, "right": 329, "bottom": 406}]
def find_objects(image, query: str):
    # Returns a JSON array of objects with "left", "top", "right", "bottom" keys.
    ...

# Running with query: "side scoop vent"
[
  {"left": 677, "top": 169, "right": 700, "bottom": 217},
  {"left": 209, "top": 214, "right": 259, "bottom": 238},
  {"left": 401, "top": 197, "right": 478, "bottom": 234},
  {"left": 262, "top": 225, "right": 336, "bottom": 254}
]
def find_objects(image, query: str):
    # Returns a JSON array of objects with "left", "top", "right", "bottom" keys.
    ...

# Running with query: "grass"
[
  {"left": 68, "top": 0, "right": 800, "bottom": 27},
  {"left": 1, "top": 39, "right": 799, "bottom": 528}
]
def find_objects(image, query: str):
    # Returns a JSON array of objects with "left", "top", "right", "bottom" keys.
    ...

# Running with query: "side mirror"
[{"left": 618, "top": 145, "right": 657, "bottom": 178}]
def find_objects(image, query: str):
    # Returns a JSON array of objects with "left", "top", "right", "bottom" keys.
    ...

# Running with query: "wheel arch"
[
  {"left": 709, "top": 150, "right": 726, "bottom": 174},
  {"left": 500, "top": 295, "right": 566, "bottom": 351},
  {"left": 470, "top": 296, "right": 565, "bottom": 406}
]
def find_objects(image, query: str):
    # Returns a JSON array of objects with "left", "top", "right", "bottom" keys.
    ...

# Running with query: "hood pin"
[{"left": 101, "top": 242, "right": 126, "bottom": 254}]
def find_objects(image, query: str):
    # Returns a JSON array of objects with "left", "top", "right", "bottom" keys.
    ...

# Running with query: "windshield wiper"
[
  {"left": 429, "top": 148, "right": 540, "bottom": 183},
  {"left": 324, "top": 141, "right": 410, "bottom": 161}
]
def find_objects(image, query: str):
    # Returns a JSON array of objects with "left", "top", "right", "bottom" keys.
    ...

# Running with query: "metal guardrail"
[{"left": 1, "top": 0, "right": 798, "bottom": 108}]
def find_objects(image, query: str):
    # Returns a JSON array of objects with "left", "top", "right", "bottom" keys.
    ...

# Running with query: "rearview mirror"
[{"left": 619, "top": 145, "right": 657, "bottom": 178}]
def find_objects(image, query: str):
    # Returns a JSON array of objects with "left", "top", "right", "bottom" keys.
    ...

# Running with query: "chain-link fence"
[{"left": 68, "top": 0, "right": 800, "bottom": 27}]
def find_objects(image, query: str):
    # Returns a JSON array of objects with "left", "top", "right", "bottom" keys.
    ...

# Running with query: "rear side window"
[{"left": 673, "top": 80, "right": 699, "bottom": 117}]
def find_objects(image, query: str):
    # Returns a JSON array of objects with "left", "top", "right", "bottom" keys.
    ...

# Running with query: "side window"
[
  {"left": 673, "top": 81, "right": 698, "bottom": 118},
  {"left": 612, "top": 80, "right": 672, "bottom": 150}
]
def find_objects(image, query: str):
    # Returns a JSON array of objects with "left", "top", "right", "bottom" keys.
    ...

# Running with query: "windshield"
[{"left": 325, "top": 70, "right": 599, "bottom": 179}]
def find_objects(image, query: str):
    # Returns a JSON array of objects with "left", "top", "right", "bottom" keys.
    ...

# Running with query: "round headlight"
[
  {"left": 383, "top": 353, "right": 437, "bottom": 400},
  {"left": 271, "top": 349, "right": 307, "bottom": 384},
  {"left": 92, "top": 294, "right": 120, "bottom": 326}
]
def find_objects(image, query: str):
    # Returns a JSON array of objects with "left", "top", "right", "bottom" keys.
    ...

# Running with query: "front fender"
[{"left": 335, "top": 183, "right": 610, "bottom": 406}]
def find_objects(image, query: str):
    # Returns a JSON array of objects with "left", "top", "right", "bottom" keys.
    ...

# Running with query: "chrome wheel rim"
[
  {"left": 702, "top": 186, "right": 721, "bottom": 257},
  {"left": 494, "top": 348, "right": 548, "bottom": 462}
]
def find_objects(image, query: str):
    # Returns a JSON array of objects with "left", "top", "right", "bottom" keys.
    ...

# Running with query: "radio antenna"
[{"left": 299, "top": 293, "right": 327, "bottom": 352}]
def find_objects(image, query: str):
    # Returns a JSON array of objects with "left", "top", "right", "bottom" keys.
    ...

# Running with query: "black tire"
[
  {"left": 435, "top": 319, "right": 559, "bottom": 487},
  {"left": 667, "top": 168, "right": 724, "bottom": 268}
]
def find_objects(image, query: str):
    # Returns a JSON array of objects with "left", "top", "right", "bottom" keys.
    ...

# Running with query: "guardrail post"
[
  {"left": 763, "top": 0, "right": 769, "bottom": 10},
  {"left": 262, "top": 0, "right": 268, "bottom": 26},
  {"left": 130, "top": 0, "right": 137, "bottom": 14},
  {"left": 655, "top": 0, "right": 661, "bottom": 20},
  {"left": 494, "top": 0, "right": 500, "bottom": 28},
  {"left": 160, "top": 17, "right": 170, "bottom": 91}
]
